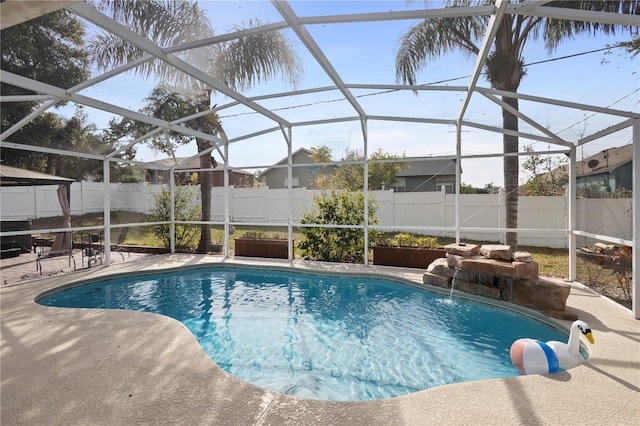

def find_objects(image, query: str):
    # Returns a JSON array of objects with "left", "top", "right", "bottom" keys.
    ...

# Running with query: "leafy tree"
[
  {"left": 26, "top": 109, "right": 141, "bottom": 181},
  {"left": 330, "top": 148, "right": 409, "bottom": 191},
  {"left": 460, "top": 183, "right": 478, "bottom": 194},
  {"left": 395, "top": 0, "right": 639, "bottom": 250},
  {"left": 460, "top": 181, "right": 503, "bottom": 194},
  {"left": 482, "top": 182, "right": 501, "bottom": 195},
  {"left": 2, "top": 112, "right": 63, "bottom": 172},
  {"left": 110, "top": 86, "right": 223, "bottom": 163},
  {"left": 1, "top": 9, "right": 89, "bottom": 169},
  {"left": 309, "top": 145, "right": 333, "bottom": 163},
  {"left": 148, "top": 183, "right": 200, "bottom": 251},
  {"left": 91, "top": 0, "right": 302, "bottom": 252},
  {"left": 44, "top": 110, "right": 130, "bottom": 181},
  {"left": 309, "top": 145, "right": 333, "bottom": 189},
  {"left": 298, "top": 191, "right": 379, "bottom": 263},
  {"left": 111, "top": 162, "right": 147, "bottom": 183},
  {"left": 312, "top": 174, "right": 331, "bottom": 190},
  {"left": 521, "top": 145, "right": 569, "bottom": 196}
]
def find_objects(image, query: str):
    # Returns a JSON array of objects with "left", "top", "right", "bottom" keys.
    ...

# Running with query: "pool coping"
[{"left": 1, "top": 254, "right": 638, "bottom": 425}]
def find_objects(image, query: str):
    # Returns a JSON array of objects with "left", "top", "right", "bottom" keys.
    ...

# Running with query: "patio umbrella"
[{"left": 51, "top": 184, "right": 72, "bottom": 254}]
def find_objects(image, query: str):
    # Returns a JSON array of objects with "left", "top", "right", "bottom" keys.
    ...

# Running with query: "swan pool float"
[{"left": 510, "top": 320, "right": 595, "bottom": 375}]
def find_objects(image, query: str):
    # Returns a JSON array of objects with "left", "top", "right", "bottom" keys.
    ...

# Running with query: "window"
[
  {"left": 284, "top": 176, "right": 300, "bottom": 187},
  {"left": 391, "top": 177, "right": 406, "bottom": 192}
]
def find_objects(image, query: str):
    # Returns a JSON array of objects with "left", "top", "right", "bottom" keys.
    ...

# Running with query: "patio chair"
[
  {"left": 35, "top": 235, "right": 76, "bottom": 275},
  {"left": 80, "top": 228, "right": 130, "bottom": 268},
  {"left": 111, "top": 227, "right": 130, "bottom": 260}
]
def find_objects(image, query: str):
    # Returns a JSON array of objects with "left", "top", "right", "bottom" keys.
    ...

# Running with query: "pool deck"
[{"left": 1, "top": 254, "right": 638, "bottom": 425}]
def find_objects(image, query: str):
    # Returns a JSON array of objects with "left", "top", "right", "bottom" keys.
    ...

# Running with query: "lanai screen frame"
[{"left": 0, "top": 1, "right": 638, "bottom": 318}]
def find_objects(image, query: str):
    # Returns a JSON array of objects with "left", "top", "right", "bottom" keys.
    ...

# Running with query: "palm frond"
[
  {"left": 212, "top": 20, "right": 302, "bottom": 91},
  {"left": 89, "top": 3, "right": 301, "bottom": 94},
  {"left": 90, "top": 0, "right": 215, "bottom": 88},
  {"left": 88, "top": 32, "right": 141, "bottom": 70},
  {"left": 395, "top": 16, "right": 485, "bottom": 85},
  {"left": 95, "top": 0, "right": 212, "bottom": 46},
  {"left": 543, "top": 0, "right": 640, "bottom": 50}
]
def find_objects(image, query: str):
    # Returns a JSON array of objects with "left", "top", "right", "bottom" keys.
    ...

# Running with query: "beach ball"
[{"left": 510, "top": 338, "right": 559, "bottom": 375}]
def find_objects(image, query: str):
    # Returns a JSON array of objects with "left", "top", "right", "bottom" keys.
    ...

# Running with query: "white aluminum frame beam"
[
  {"left": 271, "top": 0, "right": 367, "bottom": 119},
  {"left": 633, "top": 119, "right": 639, "bottom": 319},
  {"left": 68, "top": 2, "right": 292, "bottom": 128},
  {"left": 0, "top": 55, "right": 153, "bottom": 147},
  {"left": 0, "top": 99, "right": 59, "bottom": 141},
  {"left": 0, "top": 70, "right": 223, "bottom": 145},
  {"left": 458, "top": 0, "right": 507, "bottom": 121},
  {"left": 480, "top": 92, "right": 570, "bottom": 146},
  {"left": 475, "top": 87, "right": 638, "bottom": 119}
]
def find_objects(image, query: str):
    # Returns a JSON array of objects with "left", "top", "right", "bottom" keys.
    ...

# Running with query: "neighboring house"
[
  {"left": 261, "top": 149, "right": 458, "bottom": 193},
  {"left": 576, "top": 145, "right": 633, "bottom": 193},
  {"left": 145, "top": 157, "right": 254, "bottom": 187},
  {"left": 392, "top": 158, "right": 457, "bottom": 193},
  {"left": 260, "top": 148, "right": 336, "bottom": 189}
]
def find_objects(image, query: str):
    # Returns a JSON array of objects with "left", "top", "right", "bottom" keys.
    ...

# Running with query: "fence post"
[
  {"left": 440, "top": 185, "right": 447, "bottom": 237},
  {"left": 499, "top": 187, "right": 505, "bottom": 244},
  {"left": 33, "top": 186, "right": 39, "bottom": 219},
  {"left": 80, "top": 181, "right": 86, "bottom": 215}
]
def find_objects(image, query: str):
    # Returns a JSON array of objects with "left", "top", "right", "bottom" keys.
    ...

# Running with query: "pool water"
[{"left": 38, "top": 267, "right": 567, "bottom": 401}]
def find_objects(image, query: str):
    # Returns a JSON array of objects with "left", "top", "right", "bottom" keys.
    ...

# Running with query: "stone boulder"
[
  {"left": 511, "top": 278, "right": 576, "bottom": 320},
  {"left": 454, "top": 256, "right": 539, "bottom": 280},
  {"left": 426, "top": 257, "right": 452, "bottom": 277},
  {"left": 444, "top": 243, "right": 479, "bottom": 257},
  {"left": 513, "top": 251, "right": 533, "bottom": 262},
  {"left": 423, "top": 241, "right": 571, "bottom": 319},
  {"left": 453, "top": 277, "right": 501, "bottom": 299},
  {"left": 479, "top": 244, "right": 512, "bottom": 260},
  {"left": 422, "top": 271, "right": 450, "bottom": 289}
]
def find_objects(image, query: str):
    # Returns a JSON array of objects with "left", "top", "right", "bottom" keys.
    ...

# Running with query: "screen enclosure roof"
[{"left": 0, "top": 0, "right": 638, "bottom": 175}]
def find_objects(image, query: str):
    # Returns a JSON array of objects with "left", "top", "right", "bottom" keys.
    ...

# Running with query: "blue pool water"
[{"left": 38, "top": 267, "right": 567, "bottom": 401}]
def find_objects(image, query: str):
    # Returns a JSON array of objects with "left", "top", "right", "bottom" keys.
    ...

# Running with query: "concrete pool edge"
[{"left": 1, "top": 254, "right": 638, "bottom": 425}]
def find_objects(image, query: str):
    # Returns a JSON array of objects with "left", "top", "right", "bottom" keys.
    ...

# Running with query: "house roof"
[
  {"left": 398, "top": 158, "right": 457, "bottom": 177},
  {"left": 260, "top": 152, "right": 458, "bottom": 177},
  {"left": 146, "top": 157, "right": 253, "bottom": 175},
  {"left": 0, "top": 165, "right": 75, "bottom": 187},
  {"left": 576, "top": 144, "right": 633, "bottom": 177},
  {"left": 259, "top": 148, "right": 314, "bottom": 175}
]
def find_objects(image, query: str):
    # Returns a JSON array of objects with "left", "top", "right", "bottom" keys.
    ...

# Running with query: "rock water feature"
[{"left": 423, "top": 243, "right": 576, "bottom": 320}]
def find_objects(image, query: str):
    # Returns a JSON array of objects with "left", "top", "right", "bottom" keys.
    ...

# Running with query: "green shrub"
[
  {"left": 148, "top": 184, "right": 200, "bottom": 251},
  {"left": 298, "top": 191, "right": 379, "bottom": 263},
  {"left": 238, "top": 230, "right": 286, "bottom": 239},
  {"left": 378, "top": 233, "right": 439, "bottom": 248}
]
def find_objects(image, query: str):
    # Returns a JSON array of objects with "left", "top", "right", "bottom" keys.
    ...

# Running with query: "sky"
[{"left": 62, "top": 0, "right": 639, "bottom": 188}]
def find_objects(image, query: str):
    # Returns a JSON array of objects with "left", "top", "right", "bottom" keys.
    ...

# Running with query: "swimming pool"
[{"left": 37, "top": 266, "right": 568, "bottom": 401}]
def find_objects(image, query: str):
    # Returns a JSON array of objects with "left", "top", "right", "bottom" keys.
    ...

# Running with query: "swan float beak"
[{"left": 584, "top": 329, "right": 595, "bottom": 344}]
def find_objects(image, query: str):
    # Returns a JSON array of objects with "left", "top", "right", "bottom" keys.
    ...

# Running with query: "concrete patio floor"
[
  {"left": 0, "top": 249, "right": 150, "bottom": 286},
  {"left": 1, "top": 254, "right": 638, "bottom": 425}
]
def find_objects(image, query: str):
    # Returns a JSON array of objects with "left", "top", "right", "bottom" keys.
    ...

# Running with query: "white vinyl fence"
[{"left": 1, "top": 182, "right": 633, "bottom": 248}]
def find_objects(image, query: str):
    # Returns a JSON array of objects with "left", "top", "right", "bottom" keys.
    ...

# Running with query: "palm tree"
[
  {"left": 90, "top": 0, "right": 302, "bottom": 252},
  {"left": 396, "top": 0, "right": 638, "bottom": 250}
]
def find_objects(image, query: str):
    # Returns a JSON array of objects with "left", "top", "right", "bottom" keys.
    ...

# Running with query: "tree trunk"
[
  {"left": 196, "top": 140, "right": 212, "bottom": 253},
  {"left": 195, "top": 90, "right": 214, "bottom": 253},
  {"left": 487, "top": 20, "right": 524, "bottom": 253},
  {"left": 502, "top": 96, "right": 519, "bottom": 251}
]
